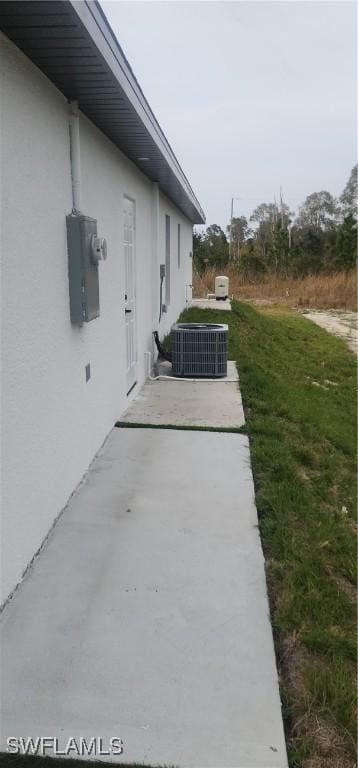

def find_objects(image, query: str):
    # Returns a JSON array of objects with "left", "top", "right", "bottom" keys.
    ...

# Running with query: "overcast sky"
[{"left": 101, "top": 1, "right": 357, "bottom": 229}]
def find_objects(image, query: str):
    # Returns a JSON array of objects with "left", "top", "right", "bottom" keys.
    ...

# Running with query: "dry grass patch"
[
  {"left": 193, "top": 266, "right": 357, "bottom": 311},
  {"left": 279, "top": 634, "right": 356, "bottom": 768}
]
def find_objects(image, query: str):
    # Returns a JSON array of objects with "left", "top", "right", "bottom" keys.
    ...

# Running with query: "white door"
[{"left": 124, "top": 197, "right": 137, "bottom": 394}]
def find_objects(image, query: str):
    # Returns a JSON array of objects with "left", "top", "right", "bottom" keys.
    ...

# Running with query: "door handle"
[{"left": 125, "top": 309, "right": 132, "bottom": 314}]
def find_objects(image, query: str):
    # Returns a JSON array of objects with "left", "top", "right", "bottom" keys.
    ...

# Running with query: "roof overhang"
[{"left": 0, "top": 0, "right": 205, "bottom": 224}]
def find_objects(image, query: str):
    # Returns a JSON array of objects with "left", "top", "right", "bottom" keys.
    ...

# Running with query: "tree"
[
  {"left": 226, "top": 216, "right": 252, "bottom": 262},
  {"left": 333, "top": 214, "right": 357, "bottom": 270},
  {"left": 290, "top": 225, "right": 326, "bottom": 275},
  {"left": 296, "top": 191, "right": 338, "bottom": 230},
  {"left": 250, "top": 201, "right": 292, "bottom": 271},
  {"left": 250, "top": 202, "right": 278, "bottom": 225},
  {"left": 249, "top": 204, "right": 276, "bottom": 262},
  {"left": 195, "top": 178, "right": 355, "bottom": 280},
  {"left": 270, "top": 218, "right": 291, "bottom": 275},
  {"left": 193, "top": 224, "right": 229, "bottom": 272},
  {"left": 339, "top": 164, "right": 357, "bottom": 220},
  {"left": 239, "top": 238, "right": 266, "bottom": 277}
]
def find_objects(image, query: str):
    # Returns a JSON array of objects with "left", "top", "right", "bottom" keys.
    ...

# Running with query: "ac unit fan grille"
[{"left": 171, "top": 323, "right": 228, "bottom": 377}]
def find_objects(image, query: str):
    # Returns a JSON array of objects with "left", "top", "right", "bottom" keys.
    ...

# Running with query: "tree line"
[{"left": 193, "top": 165, "right": 357, "bottom": 277}]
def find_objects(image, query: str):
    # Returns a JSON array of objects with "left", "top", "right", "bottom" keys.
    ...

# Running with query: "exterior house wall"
[
  {"left": 157, "top": 193, "right": 193, "bottom": 338},
  {"left": 0, "top": 33, "right": 193, "bottom": 603}
]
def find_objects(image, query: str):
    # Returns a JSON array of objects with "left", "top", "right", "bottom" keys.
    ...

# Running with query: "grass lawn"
[{"left": 178, "top": 300, "right": 357, "bottom": 768}]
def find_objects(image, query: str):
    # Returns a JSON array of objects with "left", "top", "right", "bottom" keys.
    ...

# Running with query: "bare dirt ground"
[{"left": 302, "top": 310, "right": 358, "bottom": 354}]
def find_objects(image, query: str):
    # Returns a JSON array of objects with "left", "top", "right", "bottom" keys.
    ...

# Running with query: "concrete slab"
[
  {"left": 303, "top": 310, "right": 358, "bottom": 354},
  {"left": 190, "top": 298, "right": 231, "bottom": 311},
  {"left": 121, "top": 361, "right": 245, "bottom": 428},
  {"left": 154, "top": 358, "right": 239, "bottom": 382},
  {"left": 0, "top": 428, "right": 287, "bottom": 767}
]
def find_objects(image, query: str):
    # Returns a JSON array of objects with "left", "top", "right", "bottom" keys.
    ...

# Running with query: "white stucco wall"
[{"left": 0, "top": 33, "right": 193, "bottom": 603}]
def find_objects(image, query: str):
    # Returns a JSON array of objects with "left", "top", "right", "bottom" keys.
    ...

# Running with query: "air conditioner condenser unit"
[{"left": 171, "top": 323, "right": 228, "bottom": 378}]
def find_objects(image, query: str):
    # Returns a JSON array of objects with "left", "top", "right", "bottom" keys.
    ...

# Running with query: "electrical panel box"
[{"left": 66, "top": 214, "right": 100, "bottom": 323}]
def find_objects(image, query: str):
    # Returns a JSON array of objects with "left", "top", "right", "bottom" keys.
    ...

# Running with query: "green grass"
[{"left": 178, "top": 300, "right": 357, "bottom": 768}]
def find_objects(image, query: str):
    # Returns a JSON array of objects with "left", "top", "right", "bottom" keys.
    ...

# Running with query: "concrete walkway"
[
  {"left": 190, "top": 298, "right": 232, "bottom": 311},
  {"left": 121, "top": 361, "right": 246, "bottom": 429},
  {"left": 0, "top": 366, "right": 288, "bottom": 766},
  {"left": 303, "top": 310, "right": 358, "bottom": 354}
]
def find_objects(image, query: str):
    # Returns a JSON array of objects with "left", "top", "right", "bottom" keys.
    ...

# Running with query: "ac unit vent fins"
[{"left": 171, "top": 323, "right": 228, "bottom": 378}]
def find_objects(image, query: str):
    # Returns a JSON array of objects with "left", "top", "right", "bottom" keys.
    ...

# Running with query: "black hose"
[{"left": 153, "top": 331, "right": 172, "bottom": 363}]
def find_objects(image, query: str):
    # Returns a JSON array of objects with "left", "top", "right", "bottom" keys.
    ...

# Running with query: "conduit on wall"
[{"left": 68, "top": 100, "right": 82, "bottom": 214}]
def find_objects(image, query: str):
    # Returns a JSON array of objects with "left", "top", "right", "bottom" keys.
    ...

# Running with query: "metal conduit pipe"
[{"left": 68, "top": 100, "right": 82, "bottom": 214}]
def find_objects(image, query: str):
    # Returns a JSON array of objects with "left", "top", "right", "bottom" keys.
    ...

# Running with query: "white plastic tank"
[{"left": 215, "top": 275, "right": 229, "bottom": 300}]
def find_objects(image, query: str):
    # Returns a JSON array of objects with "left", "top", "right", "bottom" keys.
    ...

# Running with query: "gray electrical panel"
[{"left": 66, "top": 214, "right": 100, "bottom": 323}]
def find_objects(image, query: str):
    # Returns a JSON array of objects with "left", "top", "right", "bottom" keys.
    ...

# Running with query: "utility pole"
[
  {"left": 273, "top": 196, "right": 277, "bottom": 232},
  {"left": 229, "top": 197, "right": 234, "bottom": 262},
  {"left": 229, "top": 197, "right": 240, "bottom": 263}
]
